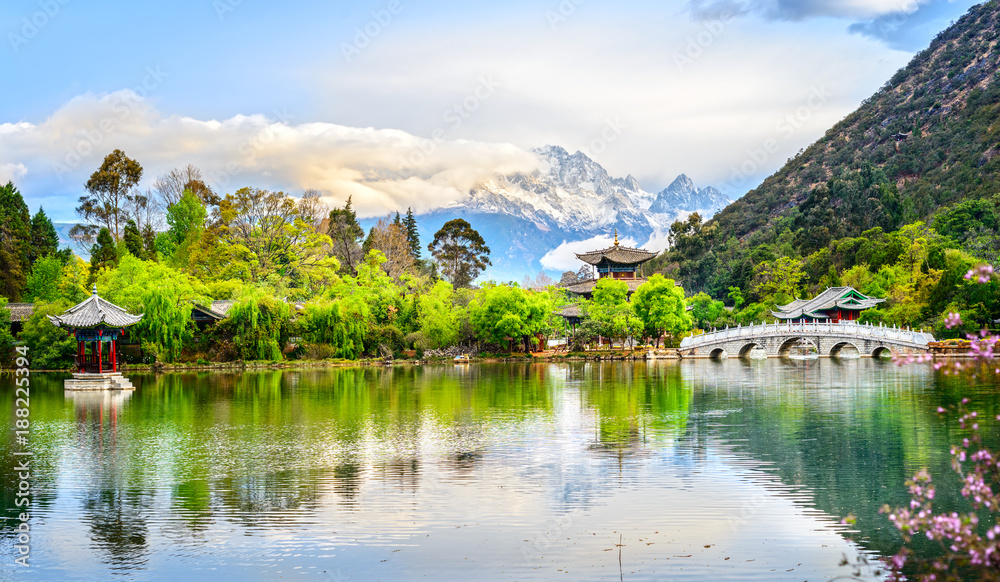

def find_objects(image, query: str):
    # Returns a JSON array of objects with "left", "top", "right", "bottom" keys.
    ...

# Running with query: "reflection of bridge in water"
[{"left": 679, "top": 321, "right": 935, "bottom": 358}]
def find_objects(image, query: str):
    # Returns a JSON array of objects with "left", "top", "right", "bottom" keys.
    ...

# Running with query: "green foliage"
[
  {"left": 160, "top": 189, "right": 207, "bottom": 262},
  {"left": 0, "top": 181, "right": 31, "bottom": 301},
  {"left": 0, "top": 298, "right": 13, "bottom": 355},
  {"left": 89, "top": 227, "right": 118, "bottom": 278},
  {"left": 29, "top": 207, "right": 60, "bottom": 264},
  {"left": 123, "top": 219, "right": 146, "bottom": 259},
  {"left": 18, "top": 301, "right": 77, "bottom": 370},
  {"left": 301, "top": 298, "right": 367, "bottom": 359},
  {"left": 468, "top": 284, "right": 550, "bottom": 351},
  {"left": 326, "top": 196, "right": 365, "bottom": 274},
  {"left": 632, "top": 276, "right": 693, "bottom": 345},
  {"left": 137, "top": 286, "right": 194, "bottom": 363},
  {"left": 25, "top": 255, "right": 64, "bottom": 303},
  {"left": 404, "top": 207, "right": 421, "bottom": 260},
  {"left": 688, "top": 291, "right": 724, "bottom": 329},
  {"left": 226, "top": 290, "right": 291, "bottom": 361},
  {"left": 588, "top": 278, "right": 643, "bottom": 346},
  {"left": 78, "top": 149, "right": 142, "bottom": 241},
  {"left": 418, "top": 280, "right": 459, "bottom": 348}
]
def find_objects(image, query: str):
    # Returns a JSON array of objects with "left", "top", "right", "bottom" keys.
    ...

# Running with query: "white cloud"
[
  {"left": 2, "top": 90, "right": 543, "bottom": 219},
  {"left": 540, "top": 234, "right": 641, "bottom": 272},
  {"left": 0, "top": 162, "right": 27, "bottom": 184}
]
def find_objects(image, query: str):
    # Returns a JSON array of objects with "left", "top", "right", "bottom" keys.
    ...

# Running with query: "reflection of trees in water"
[
  {"left": 682, "top": 359, "right": 998, "bottom": 560},
  {"left": 81, "top": 488, "right": 152, "bottom": 572},
  {"left": 578, "top": 362, "right": 691, "bottom": 455}
]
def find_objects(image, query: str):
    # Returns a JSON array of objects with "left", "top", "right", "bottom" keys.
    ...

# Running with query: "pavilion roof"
[
  {"left": 772, "top": 286, "right": 884, "bottom": 320},
  {"left": 48, "top": 286, "right": 143, "bottom": 329},
  {"left": 575, "top": 244, "right": 658, "bottom": 266},
  {"left": 6, "top": 303, "right": 35, "bottom": 323}
]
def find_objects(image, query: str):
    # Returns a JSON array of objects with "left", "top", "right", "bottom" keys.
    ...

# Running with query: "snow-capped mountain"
[
  {"left": 649, "top": 174, "right": 732, "bottom": 215},
  {"left": 416, "top": 145, "right": 732, "bottom": 279}
]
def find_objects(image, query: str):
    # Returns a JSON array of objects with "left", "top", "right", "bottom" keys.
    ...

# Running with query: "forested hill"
[
  {"left": 654, "top": 0, "right": 1000, "bottom": 310},
  {"left": 713, "top": 0, "right": 1000, "bottom": 243}
]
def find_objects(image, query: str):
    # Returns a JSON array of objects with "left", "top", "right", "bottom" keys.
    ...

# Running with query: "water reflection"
[{"left": 0, "top": 360, "right": 994, "bottom": 581}]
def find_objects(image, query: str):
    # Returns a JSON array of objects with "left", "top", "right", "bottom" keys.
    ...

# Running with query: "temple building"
[
  {"left": 772, "top": 287, "right": 884, "bottom": 323},
  {"left": 561, "top": 232, "right": 659, "bottom": 298},
  {"left": 48, "top": 286, "right": 143, "bottom": 390}
]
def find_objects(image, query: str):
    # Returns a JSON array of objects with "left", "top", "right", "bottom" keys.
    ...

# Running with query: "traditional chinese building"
[
  {"left": 561, "top": 231, "right": 659, "bottom": 298},
  {"left": 772, "top": 287, "right": 884, "bottom": 323},
  {"left": 48, "top": 286, "right": 143, "bottom": 390}
]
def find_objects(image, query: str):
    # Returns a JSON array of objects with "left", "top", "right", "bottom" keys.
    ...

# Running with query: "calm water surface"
[{"left": 1, "top": 360, "right": 997, "bottom": 581}]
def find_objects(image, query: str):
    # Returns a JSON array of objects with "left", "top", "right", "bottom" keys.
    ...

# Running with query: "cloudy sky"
[{"left": 0, "top": 0, "right": 979, "bottom": 222}]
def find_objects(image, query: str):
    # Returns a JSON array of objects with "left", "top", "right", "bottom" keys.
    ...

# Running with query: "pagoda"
[
  {"left": 48, "top": 285, "right": 143, "bottom": 391},
  {"left": 561, "top": 231, "right": 658, "bottom": 298},
  {"left": 772, "top": 287, "right": 884, "bottom": 323}
]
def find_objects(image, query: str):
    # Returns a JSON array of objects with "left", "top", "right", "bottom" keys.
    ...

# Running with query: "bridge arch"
[
  {"left": 709, "top": 348, "right": 727, "bottom": 359},
  {"left": 777, "top": 337, "right": 818, "bottom": 357},
  {"left": 737, "top": 342, "right": 766, "bottom": 358},
  {"left": 871, "top": 346, "right": 893, "bottom": 359},
  {"left": 829, "top": 341, "right": 861, "bottom": 358}
]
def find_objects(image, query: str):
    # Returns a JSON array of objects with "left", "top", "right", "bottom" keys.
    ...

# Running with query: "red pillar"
[
  {"left": 78, "top": 340, "right": 84, "bottom": 373},
  {"left": 97, "top": 340, "right": 102, "bottom": 374},
  {"left": 111, "top": 339, "right": 116, "bottom": 372}
]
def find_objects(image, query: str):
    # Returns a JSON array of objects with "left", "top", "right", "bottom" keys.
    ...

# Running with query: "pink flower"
[{"left": 945, "top": 312, "right": 962, "bottom": 329}]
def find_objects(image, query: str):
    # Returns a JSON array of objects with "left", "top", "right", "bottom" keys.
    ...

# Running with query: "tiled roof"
[
  {"left": 575, "top": 245, "right": 658, "bottom": 266},
  {"left": 48, "top": 287, "right": 143, "bottom": 328},
  {"left": 193, "top": 300, "right": 235, "bottom": 320},
  {"left": 563, "top": 278, "right": 649, "bottom": 295},
  {"left": 6, "top": 303, "right": 34, "bottom": 322},
  {"left": 556, "top": 305, "right": 584, "bottom": 318},
  {"left": 772, "top": 287, "right": 884, "bottom": 320}
]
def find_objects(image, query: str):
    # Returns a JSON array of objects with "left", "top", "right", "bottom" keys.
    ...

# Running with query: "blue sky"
[{"left": 0, "top": 0, "right": 982, "bottom": 221}]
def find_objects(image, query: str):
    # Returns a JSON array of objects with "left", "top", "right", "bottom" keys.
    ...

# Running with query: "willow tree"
[
  {"left": 301, "top": 298, "right": 368, "bottom": 359},
  {"left": 418, "top": 280, "right": 459, "bottom": 348},
  {"left": 227, "top": 290, "right": 291, "bottom": 361},
  {"left": 137, "top": 287, "right": 193, "bottom": 362}
]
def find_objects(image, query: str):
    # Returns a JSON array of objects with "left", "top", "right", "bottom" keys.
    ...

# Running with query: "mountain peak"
[{"left": 666, "top": 174, "right": 695, "bottom": 192}]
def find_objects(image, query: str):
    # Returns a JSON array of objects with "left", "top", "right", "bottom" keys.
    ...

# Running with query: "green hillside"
[{"left": 652, "top": 1, "right": 1000, "bottom": 334}]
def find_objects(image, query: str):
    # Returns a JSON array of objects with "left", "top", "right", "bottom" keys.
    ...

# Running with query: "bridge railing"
[{"left": 679, "top": 320, "right": 935, "bottom": 349}]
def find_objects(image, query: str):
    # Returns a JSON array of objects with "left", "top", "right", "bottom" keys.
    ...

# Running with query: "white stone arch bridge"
[{"left": 678, "top": 321, "right": 935, "bottom": 359}]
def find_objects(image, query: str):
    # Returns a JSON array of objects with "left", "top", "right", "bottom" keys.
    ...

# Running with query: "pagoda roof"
[
  {"left": 6, "top": 303, "right": 35, "bottom": 323},
  {"left": 192, "top": 300, "right": 235, "bottom": 321},
  {"left": 772, "top": 287, "right": 884, "bottom": 320},
  {"left": 575, "top": 244, "right": 658, "bottom": 266},
  {"left": 48, "top": 286, "right": 143, "bottom": 329}
]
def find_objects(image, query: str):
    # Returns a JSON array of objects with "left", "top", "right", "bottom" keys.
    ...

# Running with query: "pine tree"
[
  {"left": 326, "top": 196, "right": 365, "bottom": 274},
  {"left": 29, "top": 207, "right": 59, "bottom": 264},
  {"left": 123, "top": 219, "right": 146, "bottom": 259},
  {"left": 141, "top": 223, "right": 158, "bottom": 261},
  {"left": 89, "top": 227, "right": 118, "bottom": 278},
  {"left": 404, "top": 207, "right": 420, "bottom": 260},
  {"left": 0, "top": 182, "right": 32, "bottom": 301}
]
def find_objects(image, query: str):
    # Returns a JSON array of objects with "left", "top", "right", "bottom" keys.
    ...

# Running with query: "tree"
[
  {"left": 137, "top": 286, "right": 193, "bottom": 363},
  {"left": 18, "top": 301, "right": 76, "bottom": 370},
  {"left": 216, "top": 187, "right": 336, "bottom": 283},
  {"left": 301, "top": 299, "right": 367, "bottom": 359},
  {"left": 297, "top": 189, "right": 329, "bottom": 228},
  {"left": 367, "top": 217, "right": 414, "bottom": 278},
  {"left": 752, "top": 256, "right": 805, "bottom": 306},
  {"left": 0, "top": 298, "right": 13, "bottom": 356},
  {"left": 468, "top": 284, "right": 550, "bottom": 352},
  {"left": 588, "top": 278, "right": 643, "bottom": 348},
  {"left": 326, "top": 196, "right": 365, "bottom": 275},
  {"left": 29, "top": 207, "right": 60, "bottom": 264},
  {"left": 428, "top": 218, "right": 491, "bottom": 288},
  {"left": 225, "top": 290, "right": 291, "bottom": 361},
  {"left": 727, "top": 286, "right": 745, "bottom": 309},
  {"left": 153, "top": 165, "right": 216, "bottom": 208},
  {"left": 159, "top": 189, "right": 207, "bottom": 261},
  {"left": 631, "top": 275, "right": 691, "bottom": 347},
  {"left": 0, "top": 182, "right": 31, "bottom": 301},
  {"left": 25, "top": 255, "right": 63, "bottom": 303},
  {"left": 89, "top": 227, "right": 118, "bottom": 278},
  {"left": 78, "top": 149, "right": 143, "bottom": 241},
  {"left": 59, "top": 257, "right": 90, "bottom": 304},
  {"left": 123, "top": 219, "right": 146, "bottom": 259},
  {"left": 418, "top": 280, "right": 459, "bottom": 348},
  {"left": 689, "top": 291, "right": 724, "bottom": 329},
  {"left": 404, "top": 207, "right": 420, "bottom": 260}
]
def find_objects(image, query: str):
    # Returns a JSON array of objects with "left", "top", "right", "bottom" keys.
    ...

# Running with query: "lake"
[{"left": 1, "top": 359, "right": 996, "bottom": 581}]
